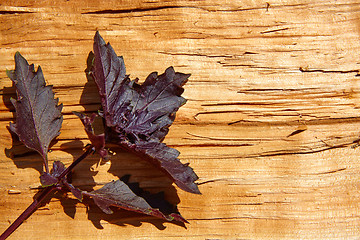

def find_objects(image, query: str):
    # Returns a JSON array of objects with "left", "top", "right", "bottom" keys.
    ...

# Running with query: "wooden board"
[{"left": 1, "top": 0, "right": 360, "bottom": 239}]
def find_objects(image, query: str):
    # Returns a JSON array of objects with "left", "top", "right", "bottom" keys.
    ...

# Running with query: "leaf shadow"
[
  {"left": 2, "top": 83, "right": 43, "bottom": 173},
  {"left": 80, "top": 51, "right": 101, "bottom": 115},
  {"left": 57, "top": 140, "right": 99, "bottom": 219},
  {"left": 60, "top": 140, "right": 98, "bottom": 192},
  {"left": 34, "top": 189, "right": 79, "bottom": 220}
]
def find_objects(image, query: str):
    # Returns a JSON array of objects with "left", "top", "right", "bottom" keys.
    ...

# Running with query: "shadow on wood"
[{"left": 80, "top": 51, "right": 101, "bottom": 114}]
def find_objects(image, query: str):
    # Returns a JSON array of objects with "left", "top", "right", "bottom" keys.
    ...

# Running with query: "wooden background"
[{"left": 1, "top": 0, "right": 360, "bottom": 239}]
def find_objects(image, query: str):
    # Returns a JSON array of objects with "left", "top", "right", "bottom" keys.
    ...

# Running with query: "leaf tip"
[
  {"left": 14, "top": 51, "right": 22, "bottom": 58},
  {"left": 9, "top": 122, "right": 17, "bottom": 135},
  {"left": 169, "top": 213, "right": 189, "bottom": 224},
  {"left": 94, "top": 31, "right": 105, "bottom": 46},
  {"left": 175, "top": 180, "right": 201, "bottom": 195},
  {"left": 14, "top": 51, "right": 27, "bottom": 65}
]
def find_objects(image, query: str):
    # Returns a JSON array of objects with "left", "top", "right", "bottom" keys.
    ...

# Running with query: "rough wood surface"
[{"left": 1, "top": 0, "right": 360, "bottom": 239}]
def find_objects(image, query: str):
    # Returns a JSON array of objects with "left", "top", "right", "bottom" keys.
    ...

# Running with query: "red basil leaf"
[
  {"left": 64, "top": 181, "right": 83, "bottom": 202},
  {"left": 40, "top": 172, "right": 57, "bottom": 187},
  {"left": 91, "top": 31, "right": 200, "bottom": 194},
  {"left": 8, "top": 52, "right": 63, "bottom": 171},
  {"left": 40, "top": 161, "right": 65, "bottom": 187},
  {"left": 84, "top": 179, "right": 187, "bottom": 223},
  {"left": 40, "top": 161, "right": 83, "bottom": 201}
]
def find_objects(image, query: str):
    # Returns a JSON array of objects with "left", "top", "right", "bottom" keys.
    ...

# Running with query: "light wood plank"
[{"left": 1, "top": 0, "right": 360, "bottom": 239}]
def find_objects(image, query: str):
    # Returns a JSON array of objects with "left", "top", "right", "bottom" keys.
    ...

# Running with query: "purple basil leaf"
[
  {"left": 64, "top": 181, "right": 83, "bottom": 202},
  {"left": 91, "top": 31, "right": 200, "bottom": 194},
  {"left": 40, "top": 161, "right": 83, "bottom": 201},
  {"left": 40, "top": 161, "right": 65, "bottom": 186},
  {"left": 8, "top": 52, "right": 63, "bottom": 172},
  {"left": 50, "top": 161, "right": 83, "bottom": 201},
  {"left": 73, "top": 111, "right": 109, "bottom": 159},
  {"left": 123, "top": 140, "right": 199, "bottom": 194},
  {"left": 83, "top": 179, "right": 187, "bottom": 223},
  {"left": 40, "top": 172, "right": 57, "bottom": 187},
  {"left": 51, "top": 160, "right": 66, "bottom": 177}
]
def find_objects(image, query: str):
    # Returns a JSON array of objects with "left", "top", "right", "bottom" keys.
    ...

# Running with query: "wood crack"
[
  {"left": 238, "top": 87, "right": 319, "bottom": 93},
  {"left": 0, "top": 10, "right": 33, "bottom": 15},
  {"left": 82, "top": 6, "right": 197, "bottom": 14},
  {"left": 228, "top": 116, "right": 360, "bottom": 126},
  {"left": 247, "top": 142, "right": 355, "bottom": 158},
  {"left": 299, "top": 67, "right": 360, "bottom": 75},
  {"left": 186, "top": 132, "right": 279, "bottom": 142},
  {"left": 306, "top": 167, "right": 347, "bottom": 175},
  {"left": 197, "top": 178, "right": 229, "bottom": 185},
  {"left": 188, "top": 216, "right": 287, "bottom": 221},
  {"left": 158, "top": 51, "right": 232, "bottom": 59},
  {"left": 260, "top": 27, "right": 290, "bottom": 34}
]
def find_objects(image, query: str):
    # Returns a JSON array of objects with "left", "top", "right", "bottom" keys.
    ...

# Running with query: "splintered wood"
[{"left": 1, "top": 0, "right": 360, "bottom": 239}]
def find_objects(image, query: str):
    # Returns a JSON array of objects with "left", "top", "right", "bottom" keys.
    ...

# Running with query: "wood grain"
[{"left": 1, "top": 0, "right": 360, "bottom": 239}]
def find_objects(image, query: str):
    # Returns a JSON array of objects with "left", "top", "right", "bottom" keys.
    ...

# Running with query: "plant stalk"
[{"left": 0, "top": 146, "right": 95, "bottom": 240}]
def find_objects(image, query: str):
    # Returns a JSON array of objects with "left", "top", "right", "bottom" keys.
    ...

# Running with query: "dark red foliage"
[
  {"left": 91, "top": 31, "right": 200, "bottom": 194},
  {"left": 8, "top": 52, "right": 63, "bottom": 172},
  {"left": 83, "top": 178, "right": 187, "bottom": 223},
  {"left": 40, "top": 161, "right": 66, "bottom": 187},
  {"left": 2, "top": 32, "right": 200, "bottom": 239}
]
